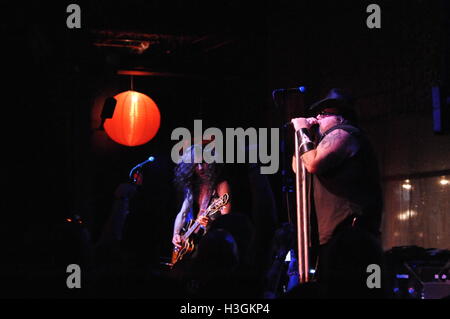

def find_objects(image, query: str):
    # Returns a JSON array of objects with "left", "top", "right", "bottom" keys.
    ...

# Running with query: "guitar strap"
[
  {"left": 183, "top": 187, "right": 217, "bottom": 233},
  {"left": 200, "top": 188, "right": 217, "bottom": 216},
  {"left": 198, "top": 188, "right": 217, "bottom": 234}
]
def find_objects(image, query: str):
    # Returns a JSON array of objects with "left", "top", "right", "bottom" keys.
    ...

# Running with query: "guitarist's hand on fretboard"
[{"left": 196, "top": 215, "right": 211, "bottom": 228}]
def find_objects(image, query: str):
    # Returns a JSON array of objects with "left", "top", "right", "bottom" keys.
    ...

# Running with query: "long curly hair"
[{"left": 174, "top": 145, "right": 223, "bottom": 198}]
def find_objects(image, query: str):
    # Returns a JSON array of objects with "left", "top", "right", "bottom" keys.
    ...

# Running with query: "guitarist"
[{"left": 172, "top": 145, "right": 231, "bottom": 253}]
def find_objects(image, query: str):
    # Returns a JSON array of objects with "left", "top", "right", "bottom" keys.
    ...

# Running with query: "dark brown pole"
[{"left": 295, "top": 132, "right": 310, "bottom": 283}]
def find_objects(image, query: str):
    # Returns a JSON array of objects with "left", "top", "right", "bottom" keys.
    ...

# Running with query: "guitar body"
[
  {"left": 170, "top": 193, "right": 229, "bottom": 268},
  {"left": 171, "top": 221, "right": 197, "bottom": 265}
]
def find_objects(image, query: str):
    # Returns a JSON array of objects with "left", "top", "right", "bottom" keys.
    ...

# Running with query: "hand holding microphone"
[{"left": 290, "top": 117, "right": 318, "bottom": 131}]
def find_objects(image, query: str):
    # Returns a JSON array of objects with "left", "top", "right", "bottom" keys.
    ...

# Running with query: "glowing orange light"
[
  {"left": 402, "top": 179, "right": 412, "bottom": 190},
  {"left": 104, "top": 90, "right": 161, "bottom": 146},
  {"left": 66, "top": 218, "right": 72, "bottom": 222}
]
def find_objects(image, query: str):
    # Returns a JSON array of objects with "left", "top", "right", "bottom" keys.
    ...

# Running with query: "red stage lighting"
[{"left": 104, "top": 90, "right": 161, "bottom": 146}]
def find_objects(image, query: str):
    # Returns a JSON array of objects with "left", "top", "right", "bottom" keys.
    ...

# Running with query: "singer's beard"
[{"left": 309, "top": 124, "right": 321, "bottom": 141}]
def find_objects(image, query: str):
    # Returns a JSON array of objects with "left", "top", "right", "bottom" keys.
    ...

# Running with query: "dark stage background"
[{"left": 1, "top": 0, "right": 449, "bottom": 298}]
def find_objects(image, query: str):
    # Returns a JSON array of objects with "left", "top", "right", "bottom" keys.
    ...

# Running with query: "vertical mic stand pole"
[
  {"left": 272, "top": 90, "right": 293, "bottom": 224},
  {"left": 294, "top": 131, "right": 310, "bottom": 284}
]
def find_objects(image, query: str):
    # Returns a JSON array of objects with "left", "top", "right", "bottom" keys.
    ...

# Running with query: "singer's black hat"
[{"left": 308, "top": 88, "right": 358, "bottom": 123}]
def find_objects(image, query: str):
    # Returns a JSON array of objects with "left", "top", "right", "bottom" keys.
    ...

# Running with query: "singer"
[{"left": 291, "top": 88, "right": 384, "bottom": 298}]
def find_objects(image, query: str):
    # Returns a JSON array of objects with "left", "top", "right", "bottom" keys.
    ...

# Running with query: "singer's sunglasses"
[{"left": 316, "top": 110, "right": 338, "bottom": 118}]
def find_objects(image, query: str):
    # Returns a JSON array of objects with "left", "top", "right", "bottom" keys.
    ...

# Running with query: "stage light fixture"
[
  {"left": 104, "top": 90, "right": 161, "bottom": 146},
  {"left": 402, "top": 179, "right": 412, "bottom": 190}
]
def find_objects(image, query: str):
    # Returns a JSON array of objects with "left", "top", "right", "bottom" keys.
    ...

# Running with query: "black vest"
[{"left": 313, "top": 124, "right": 383, "bottom": 244}]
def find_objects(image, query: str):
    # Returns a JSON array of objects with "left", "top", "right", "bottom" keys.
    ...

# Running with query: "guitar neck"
[
  {"left": 182, "top": 220, "right": 201, "bottom": 240},
  {"left": 182, "top": 207, "right": 220, "bottom": 240}
]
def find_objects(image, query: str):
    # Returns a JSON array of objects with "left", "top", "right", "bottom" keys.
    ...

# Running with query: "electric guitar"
[{"left": 170, "top": 193, "right": 229, "bottom": 267}]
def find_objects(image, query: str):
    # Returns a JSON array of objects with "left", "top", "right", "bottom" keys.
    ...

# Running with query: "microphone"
[
  {"left": 136, "top": 156, "right": 155, "bottom": 167},
  {"left": 272, "top": 86, "right": 306, "bottom": 109},
  {"left": 129, "top": 156, "right": 155, "bottom": 179},
  {"left": 272, "top": 86, "right": 306, "bottom": 94},
  {"left": 282, "top": 118, "right": 319, "bottom": 129}
]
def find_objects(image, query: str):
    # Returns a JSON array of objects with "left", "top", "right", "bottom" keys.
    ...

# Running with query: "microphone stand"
[
  {"left": 271, "top": 90, "right": 294, "bottom": 224},
  {"left": 272, "top": 89, "right": 311, "bottom": 285},
  {"left": 294, "top": 131, "right": 311, "bottom": 284},
  {"left": 129, "top": 157, "right": 154, "bottom": 183}
]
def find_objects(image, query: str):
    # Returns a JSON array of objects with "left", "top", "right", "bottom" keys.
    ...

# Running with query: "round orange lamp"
[{"left": 104, "top": 90, "right": 161, "bottom": 146}]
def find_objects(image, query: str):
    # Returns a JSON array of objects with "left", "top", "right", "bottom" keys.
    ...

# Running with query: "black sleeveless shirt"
[
  {"left": 313, "top": 124, "right": 383, "bottom": 244},
  {"left": 183, "top": 182, "right": 222, "bottom": 233}
]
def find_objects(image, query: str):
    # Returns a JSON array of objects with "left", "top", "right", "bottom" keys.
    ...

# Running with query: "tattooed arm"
[{"left": 294, "top": 129, "right": 359, "bottom": 174}]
